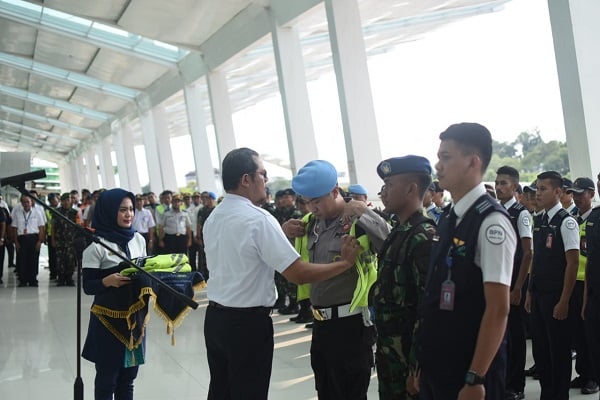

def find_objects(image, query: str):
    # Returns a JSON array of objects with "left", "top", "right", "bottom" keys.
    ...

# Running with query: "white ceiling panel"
[
  {"left": 86, "top": 48, "right": 169, "bottom": 90},
  {"left": 43, "top": 0, "right": 127, "bottom": 21},
  {"left": 34, "top": 31, "right": 98, "bottom": 72},
  {"left": 0, "top": 19, "right": 36, "bottom": 55},
  {"left": 28, "top": 74, "right": 74, "bottom": 99},
  {"left": 70, "top": 88, "right": 128, "bottom": 114},
  {"left": 0, "top": 66, "right": 30, "bottom": 87},
  {"left": 118, "top": 0, "right": 253, "bottom": 49}
]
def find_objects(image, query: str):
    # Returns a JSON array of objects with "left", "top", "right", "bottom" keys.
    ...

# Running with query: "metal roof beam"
[
  {"left": 0, "top": 128, "right": 71, "bottom": 151},
  {"left": 0, "top": 119, "right": 82, "bottom": 143},
  {"left": 0, "top": 52, "right": 140, "bottom": 101},
  {"left": 0, "top": 0, "right": 183, "bottom": 67},
  {"left": 0, "top": 104, "right": 94, "bottom": 135},
  {"left": 0, "top": 83, "right": 111, "bottom": 121}
]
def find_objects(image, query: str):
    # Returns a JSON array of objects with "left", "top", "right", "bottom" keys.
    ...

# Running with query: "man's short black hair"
[
  {"left": 439, "top": 123, "right": 493, "bottom": 173},
  {"left": 413, "top": 172, "right": 433, "bottom": 198},
  {"left": 537, "top": 171, "right": 563, "bottom": 189},
  {"left": 222, "top": 148, "right": 260, "bottom": 192},
  {"left": 496, "top": 166, "right": 520, "bottom": 182},
  {"left": 160, "top": 190, "right": 173, "bottom": 197}
]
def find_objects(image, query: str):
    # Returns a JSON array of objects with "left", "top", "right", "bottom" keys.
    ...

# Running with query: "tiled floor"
[{"left": 0, "top": 249, "right": 596, "bottom": 399}]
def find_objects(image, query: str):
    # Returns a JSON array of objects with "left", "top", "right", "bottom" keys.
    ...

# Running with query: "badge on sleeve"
[
  {"left": 440, "top": 280, "right": 455, "bottom": 311},
  {"left": 566, "top": 219, "right": 578, "bottom": 230},
  {"left": 522, "top": 216, "right": 530, "bottom": 227},
  {"left": 485, "top": 224, "right": 506, "bottom": 245}
]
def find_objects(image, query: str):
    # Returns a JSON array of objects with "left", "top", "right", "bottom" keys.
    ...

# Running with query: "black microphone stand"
[{"left": 7, "top": 181, "right": 199, "bottom": 400}]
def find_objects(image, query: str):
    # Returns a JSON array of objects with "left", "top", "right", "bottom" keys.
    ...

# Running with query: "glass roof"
[{"left": 0, "top": 0, "right": 189, "bottom": 64}]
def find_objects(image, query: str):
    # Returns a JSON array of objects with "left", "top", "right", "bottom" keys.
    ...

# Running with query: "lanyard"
[{"left": 23, "top": 210, "right": 32, "bottom": 229}]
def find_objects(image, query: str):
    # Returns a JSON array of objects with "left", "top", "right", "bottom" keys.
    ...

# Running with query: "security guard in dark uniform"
[
  {"left": 494, "top": 166, "right": 533, "bottom": 400},
  {"left": 566, "top": 177, "right": 599, "bottom": 394},
  {"left": 371, "top": 156, "right": 436, "bottom": 400},
  {"left": 418, "top": 123, "right": 516, "bottom": 400},
  {"left": 583, "top": 173, "right": 600, "bottom": 395},
  {"left": 525, "top": 171, "right": 579, "bottom": 400}
]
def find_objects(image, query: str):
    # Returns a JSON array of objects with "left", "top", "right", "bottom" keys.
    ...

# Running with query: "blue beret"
[
  {"left": 377, "top": 155, "right": 432, "bottom": 179},
  {"left": 347, "top": 184, "right": 368, "bottom": 196},
  {"left": 207, "top": 191, "right": 217, "bottom": 200},
  {"left": 292, "top": 160, "right": 338, "bottom": 198}
]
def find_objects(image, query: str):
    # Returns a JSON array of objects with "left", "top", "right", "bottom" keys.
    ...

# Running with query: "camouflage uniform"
[
  {"left": 272, "top": 206, "right": 304, "bottom": 306},
  {"left": 371, "top": 211, "right": 436, "bottom": 399},
  {"left": 53, "top": 206, "right": 79, "bottom": 285}
]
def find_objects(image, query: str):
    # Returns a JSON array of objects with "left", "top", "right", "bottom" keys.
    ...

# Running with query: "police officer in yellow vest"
[
  {"left": 566, "top": 177, "right": 599, "bottom": 394},
  {"left": 283, "top": 160, "right": 390, "bottom": 399}
]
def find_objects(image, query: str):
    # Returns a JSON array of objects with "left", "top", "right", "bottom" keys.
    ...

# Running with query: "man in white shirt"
[
  {"left": 203, "top": 147, "right": 361, "bottom": 399},
  {"left": 11, "top": 195, "right": 46, "bottom": 287}
]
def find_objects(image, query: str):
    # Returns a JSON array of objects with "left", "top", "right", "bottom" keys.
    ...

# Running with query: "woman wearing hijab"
[{"left": 81, "top": 188, "right": 147, "bottom": 400}]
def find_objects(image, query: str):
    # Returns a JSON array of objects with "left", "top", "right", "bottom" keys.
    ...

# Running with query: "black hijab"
[{"left": 92, "top": 188, "right": 136, "bottom": 251}]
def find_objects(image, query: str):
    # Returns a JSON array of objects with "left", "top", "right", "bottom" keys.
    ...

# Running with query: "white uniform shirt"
[
  {"left": 453, "top": 183, "right": 517, "bottom": 285},
  {"left": 544, "top": 203, "right": 580, "bottom": 252},
  {"left": 82, "top": 233, "right": 147, "bottom": 270},
  {"left": 503, "top": 197, "right": 533, "bottom": 248},
  {"left": 203, "top": 193, "right": 300, "bottom": 307},
  {"left": 132, "top": 207, "right": 156, "bottom": 234},
  {"left": 187, "top": 204, "right": 200, "bottom": 236},
  {"left": 11, "top": 207, "right": 46, "bottom": 235}
]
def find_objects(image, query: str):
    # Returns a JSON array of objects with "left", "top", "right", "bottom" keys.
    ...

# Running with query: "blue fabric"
[
  {"left": 292, "top": 160, "right": 338, "bottom": 198},
  {"left": 92, "top": 188, "right": 135, "bottom": 252},
  {"left": 347, "top": 184, "right": 368, "bottom": 195}
]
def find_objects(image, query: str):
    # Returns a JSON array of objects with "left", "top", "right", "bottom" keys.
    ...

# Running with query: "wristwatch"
[{"left": 465, "top": 370, "right": 485, "bottom": 385}]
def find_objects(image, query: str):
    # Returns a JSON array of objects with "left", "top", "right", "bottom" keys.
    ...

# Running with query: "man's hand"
[
  {"left": 553, "top": 299, "right": 569, "bottom": 320},
  {"left": 340, "top": 235, "right": 361, "bottom": 266},
  {"left": 282, "top": 219, "right": 306, "bottom": 239},
  {"left": 406, "top": 368, "right": 420, "bottom": 395},
  {"left": 524, "top": 291, "right": 532, "bottom": 313},
  {"left": 458, "top": 384, "right": 485, "bottom": 400},
  {"left": 509, "top": 288, "right": 522, "bottom": 306},
  {"left": 340, "top": 199, "right": 367, "bottom": 225}
]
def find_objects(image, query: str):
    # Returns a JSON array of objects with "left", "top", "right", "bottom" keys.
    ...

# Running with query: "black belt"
[
  {"left": 208, "top": 301, "right": 272, "bottom": 315},
  {"left": 164, "top": 233, "right": 185, "bottom": 237},
  {"left": 18, "top": 233, "right": 39, "bottom": 238}
]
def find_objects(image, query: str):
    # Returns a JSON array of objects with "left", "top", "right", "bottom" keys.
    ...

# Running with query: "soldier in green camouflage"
[
  {"left": 371, "top": 156, "right": 437, "bottom": 399},
  {"left": 52, "top": 193, "right": 80, "bottom": 286}
]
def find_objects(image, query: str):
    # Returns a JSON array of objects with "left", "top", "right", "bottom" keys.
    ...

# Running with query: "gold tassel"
[{"left": 171, "top": 328, "right": 175, "bottom": 346}]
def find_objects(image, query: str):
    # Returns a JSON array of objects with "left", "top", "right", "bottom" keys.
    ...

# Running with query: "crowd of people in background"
[{"left": 2, "top": 122, "right": 600, "bottom": 400}]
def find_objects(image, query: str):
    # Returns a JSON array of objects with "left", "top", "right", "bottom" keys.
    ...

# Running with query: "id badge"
[
  {"left": 546, "top": 233, "right": 553, "bottom": 249},
  {"left": 440, "top": 279, "right": 455, "bottom": 311}
]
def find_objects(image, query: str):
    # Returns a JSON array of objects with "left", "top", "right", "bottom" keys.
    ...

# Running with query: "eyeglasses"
[{"left": 251, "top": 170, "right": 268, "bottom": 181}]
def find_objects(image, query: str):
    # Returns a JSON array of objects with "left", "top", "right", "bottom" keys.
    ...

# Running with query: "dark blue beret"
[{"left": 377, "top": 155, "right": 432, "bottom": 179}]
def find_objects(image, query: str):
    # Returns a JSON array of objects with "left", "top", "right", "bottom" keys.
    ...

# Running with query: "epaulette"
[
  {"left": 556, "top": 208, "right": 569, "bottom": 219},
  {"left": 511, "top": 202, "right": 525, "bottom": 211},
  {"left": 475, "top": 197, "right": 494, "bottom": 215}
]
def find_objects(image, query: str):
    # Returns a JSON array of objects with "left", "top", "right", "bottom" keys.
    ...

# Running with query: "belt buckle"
[{"left": 312, "top": 308, "right": 328, "bottom": 321}]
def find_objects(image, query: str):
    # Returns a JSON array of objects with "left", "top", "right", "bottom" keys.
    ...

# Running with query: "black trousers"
[
  {"left": 94, "top": 363, "right": 138, "bottom": 400},
  {"left": 310, "top": 314, "right": 375, "bottom": 400},
  {"left": 162, "top": 234, "right": 187, "bottom": 255},
  {"left": 0, "top": 242, "right": 4, "bottom": 280},
  {"left": 17, "top": 234, "right": 40, "bottom": 285},
  {"left": 204, "top": 304, "right": 274, "bottom": 400},
  {"left": 506, "top": 302, "right": 527, "bottom": 392},
  {"left": 531, "top": 291, "right": 574, "bottom": 400},
  {"left": 420, "top": 337, "right": 507, "bottom": 400},
  {"left": 571, "top": 280, "right": 596, "bottom": 380},
  {"left": 188, "top": 241, "right": 200, "bottom": 271},
  {"left": 47, "top": 237, "right": 57, "bottom": 278},
  {"left": 585, "top": 292, "right": 600, "bottom": 384}
]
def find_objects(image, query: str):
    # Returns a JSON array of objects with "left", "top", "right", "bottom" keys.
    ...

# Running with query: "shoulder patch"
[
  {"left": 565, "top": 218, "right": 578, "bottom": 230},
  {"left": 486, "top": 224, "right": 507, "bottom": 245},
  {"left": 522, "top": 215, "right": 531, "bottom": 227}
]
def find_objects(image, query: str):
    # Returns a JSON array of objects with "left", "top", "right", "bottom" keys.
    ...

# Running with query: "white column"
[
  {"left": 140, "top": 111, "right": 164, "bottom": 192},
  {"left": 114, "top": 123, "right": 142, "bottom": 193},
  {"left": 271, "top": 15, "right": 318, "bottom": 174},
  {"left": 547, "top": 0, "right": 600, "bottom": 179},
  {"left": 325, "top": 0, "right": 382, "bottom": 197},
  {"left": 152, "top": 104, "right": 178, "bottom": 191},
  {"left": 58, "top": 161, "right": 72, "bottom": 193},
  {"left": 207, "top": 69, "right": 236, "bottom": 162},
  {"left": 98, "top": 136, "right": 116, "bottom": 188},
  {"left": 86, "top": 147, "right": 100, "bottom": 190},
  {"left": 184, "top": 83, "right": 219, "bottom": 192},
  {"left": 71, "top": 156, "right": 84, "bottom": 190}
]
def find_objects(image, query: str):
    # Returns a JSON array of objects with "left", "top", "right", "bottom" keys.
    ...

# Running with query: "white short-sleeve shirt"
[
  {"left": 82, "top": 233, "right": 147, "bottom": 270},
  {"left": 203, "top": 193, "right": 300, "bottom": 307},
  {"left": 544, "top": 203, "right": 580, "bottom": 252},
  {"left": 453, "top": 184, "right": 517, "bottom": 286}
]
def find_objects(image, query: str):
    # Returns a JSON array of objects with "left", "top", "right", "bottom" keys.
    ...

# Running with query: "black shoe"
[
  {"left": 17, "top": 282, "right": 27, "bottom": 287},
  {"left": 525, "top": 364, "right": 536, "bottom": 377},
  {"left": 289, "top": 314, "right": 300, "bottom": 322},
  {"left": 505, "top": 391, "right": 524, "bottom": 400},
  {"left": 57, "top": 281, "right": 66, "bottom": 287},
  {"left": 572, "top": 376, "right": 585, "bottom": 388},
  {"left": 272, "top": 301, "right": 285, "bottom": 309},
  {"left": 294, "top": 314, "right": 313, "bottom": 324},
  {"left": 304, "top": 322, "right": 313, "bottom": 329},
  {"left": 278, "top": 305, "right": 299, "bottom": 315},
  {"left": 66, "top": 281, "right": 75, "bottom": 287},
  {"left": 0, "top": 278, "right": 3, "bottom": 284},
  {"left": 582, "top": 380, "right": 599, "bottom": 394},
  {"left": 29, "top": 282, "right": 38, "bottom": 287}
]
